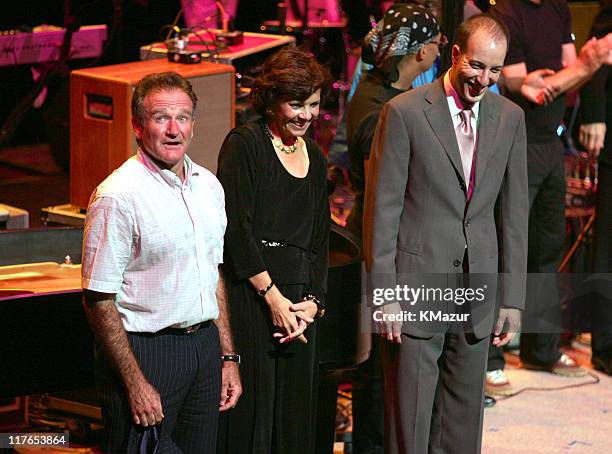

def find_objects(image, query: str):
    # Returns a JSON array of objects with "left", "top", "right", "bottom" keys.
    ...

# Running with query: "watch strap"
[
  {"left": 221, "top": 354, "right": 241, "bottom": 364},
  {"left": 257, "top": 281, "right": 274, "bottom": 297}
]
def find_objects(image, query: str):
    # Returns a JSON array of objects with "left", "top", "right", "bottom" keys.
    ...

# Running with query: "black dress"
[{"left": 216, "top": 121, "right": 330, "bottom": 454}]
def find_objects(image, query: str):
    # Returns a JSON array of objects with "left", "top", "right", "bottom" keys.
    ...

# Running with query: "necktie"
[{"left": 456, "top": 109, "right": 476, "bottom": 200}]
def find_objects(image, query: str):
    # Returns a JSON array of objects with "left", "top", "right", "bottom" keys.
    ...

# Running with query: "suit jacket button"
[{"left": 453, "top": 259, "right": 461, "bottom": 267}]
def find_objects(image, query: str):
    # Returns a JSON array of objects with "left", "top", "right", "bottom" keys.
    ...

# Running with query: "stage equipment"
[
  {"left": 69, "top": 59, "right": 234, "bottom": 210},
  {"left": 0, "top": 24, "right": 107, "bottom": 67},
  {"left": 0, "top": 204, "right": 28, "bottom": 229},
  {"left": 0, "top": 227, "right": 89, "bottom": 398},
  {"left": 140, "top": 29, "right": 294, "bottom": 75},
  {"left": 259, "top": 10, "right": 348, "bottom": 82},
  {"left": 0, "top": 397, "right": 28, "bottom": 430}
]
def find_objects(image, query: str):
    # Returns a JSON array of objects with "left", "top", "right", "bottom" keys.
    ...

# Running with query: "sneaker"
[
  {"left": 484, "top": 395, "right": 497, "bottom": 408},
  {"left": 522, "top": 353, "right": 587, "bottom": 377},
  {"left": 485, "top": 369, "right": 513, "bottom": 396}
]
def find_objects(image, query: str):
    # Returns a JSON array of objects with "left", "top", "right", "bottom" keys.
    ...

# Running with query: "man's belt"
[{"left": 128, "top": 320, "right": 212, "bottom": 336}]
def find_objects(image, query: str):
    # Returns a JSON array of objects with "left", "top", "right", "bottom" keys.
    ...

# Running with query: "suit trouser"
[
  {"left": 520, "top": 138, "right": 566, "bottom": 366},
  {"left": 97, "top": 322, "right": 221, "bottom": 453},
  {"left": 381, "top": 323, "right": 489, "bottom": 454}
]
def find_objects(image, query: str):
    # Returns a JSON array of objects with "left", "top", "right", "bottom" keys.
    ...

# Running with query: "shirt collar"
[
  {"left": 443, "top": 69, "right": 480, "bottom": 121},
  {"left": 137, "top": 148, "right": 199, "bottom": 188}
]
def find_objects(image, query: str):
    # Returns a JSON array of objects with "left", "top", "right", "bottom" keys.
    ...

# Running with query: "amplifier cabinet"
[{"left": 70, "top": 59, "right": 235, "bottom": 209}]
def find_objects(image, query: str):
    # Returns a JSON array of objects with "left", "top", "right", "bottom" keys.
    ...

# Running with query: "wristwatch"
[
  {"left": 303, "top": 294, "right": 325, "bottom": 319},
  {"left": 257, "top": 281, "right": 274, "bottom": 297},
  {"left": 221, "top": 354, "right": 241, "bottom": 364}
]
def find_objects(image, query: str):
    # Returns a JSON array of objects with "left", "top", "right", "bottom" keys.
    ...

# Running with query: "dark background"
[{"left": 0, "top": 0, "right": 601, "bottom": 148}]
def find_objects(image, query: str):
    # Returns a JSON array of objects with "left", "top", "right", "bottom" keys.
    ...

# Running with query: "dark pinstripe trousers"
[{"left": 96, "top": 322, "right": 221, "bottom": 453}]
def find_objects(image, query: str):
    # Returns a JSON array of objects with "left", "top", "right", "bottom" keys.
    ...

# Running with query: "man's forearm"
[
  {"left": 519, "top": 35, "right": 612, "bottom": 100},
  {"left": 215, "top": 269, "right": 242, "bottom": 410},
  {"left": 214, "top": 271, "right": 237, "bottom": 355},
  {"left": 502, "top": 62, "right": 590, "bottom": 101},
  {"left": 541, "top": 60, "right": 592, "bottom": 95},
  {"left": 82, "top": 290, "right": 145, "bottom": 388},
  {"left": 501, "top": 75, "right": 524, "bottom": 96}
]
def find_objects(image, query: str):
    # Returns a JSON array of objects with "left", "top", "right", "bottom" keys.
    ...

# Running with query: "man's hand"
[
  {"left": 216, "top": 271, "right": 242, "bottom": 410},
  {"left": 219, "top": 362, "right": 242, "bottom": 411},
  {"left": 579, "top": 34, "right": 612, "bottom": 73},
  {"left": 520, "top": 69, "right": 559, "bottom": 105},
  {"left": 125, "top": 375, "right": 164, "bottom": 426},
  {"left": 492, "top": 308, "right": 521, "bottom": 348},
  {"left": 376, "top": 302, "right": 403, "bottom": 344},
  {"left": 579, "top": 122, "right": 606, "bottom": 157},
  {"left": 603, "top": 33, "right": 612, "bottom": 65}
]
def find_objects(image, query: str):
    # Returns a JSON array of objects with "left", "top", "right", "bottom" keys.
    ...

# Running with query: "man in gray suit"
[{"left": 364, "top": 14, "right": 528, "bottom": 454}]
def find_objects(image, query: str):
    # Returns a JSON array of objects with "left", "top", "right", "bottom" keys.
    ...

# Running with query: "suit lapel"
[
  {"left": 424, "top": 80, "right": 465, "bottom": 184},
  {"left": 472, "top": 92, "right": 499, "bottom": 200}
]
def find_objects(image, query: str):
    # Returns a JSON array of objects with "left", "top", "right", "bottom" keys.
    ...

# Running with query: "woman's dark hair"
[{"left": 251, "top": 46, "right": 331, "bottom": 118}]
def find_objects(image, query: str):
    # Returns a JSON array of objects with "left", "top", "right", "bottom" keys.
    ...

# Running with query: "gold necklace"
[{"left": 265, "top": 123, "right": 301, "bottom": 154}]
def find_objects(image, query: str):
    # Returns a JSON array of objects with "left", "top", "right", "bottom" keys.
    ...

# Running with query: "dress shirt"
[
  {"left": 444, "top": 70, "right": 480, "bottom": 183},
  {"left": 82, "top": 149, "right": 226, "bottom": 332}
]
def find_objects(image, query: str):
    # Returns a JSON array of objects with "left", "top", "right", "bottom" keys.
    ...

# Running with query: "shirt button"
[
  {"left": 453, "top": 259, "right": 462, "bottom": 267},
  {"left": 465, "top": 219, "right": 470, "bottom": 227}
]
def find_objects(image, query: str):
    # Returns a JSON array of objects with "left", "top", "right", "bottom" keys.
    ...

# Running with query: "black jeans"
[{"left": 520, "top": 138, "right": 566, "bottom": 366}]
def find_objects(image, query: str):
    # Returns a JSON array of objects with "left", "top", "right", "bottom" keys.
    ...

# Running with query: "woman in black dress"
[{"left": 216, "top": 47, "right": 331, "bottom": 453}]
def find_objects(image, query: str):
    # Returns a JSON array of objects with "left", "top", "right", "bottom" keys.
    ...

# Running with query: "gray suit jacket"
[{"left": 364, "top": 79, "right": 528, "bottom": 339}]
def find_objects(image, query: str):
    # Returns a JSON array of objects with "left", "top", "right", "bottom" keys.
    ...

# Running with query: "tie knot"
[{"left": 459, "top": 109, "right": 472, "bottom": 124}]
